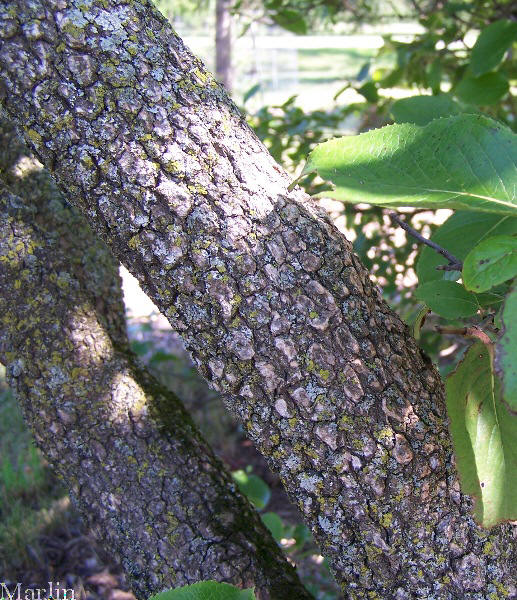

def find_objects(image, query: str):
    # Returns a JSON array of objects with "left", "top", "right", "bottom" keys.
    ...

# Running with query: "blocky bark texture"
[
  {"left": 0, "top": 1, "right": 516, "bottom": 598},
  {"left": 0, "top": 117, "right": 313, "bottom": 600}
]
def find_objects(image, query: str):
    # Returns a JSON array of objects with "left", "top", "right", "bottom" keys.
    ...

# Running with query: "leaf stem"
[
  {"left": 388, "top": 211, "right": 463, "bottom": 271},
  {"left": 435, "top": 325, "right": 493, "bottom": 346}
]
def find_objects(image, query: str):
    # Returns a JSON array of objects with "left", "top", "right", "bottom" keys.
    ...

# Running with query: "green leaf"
[
  {"left": 495, "top": 287, "right": 517, "bottom": 413},
  {"left": 271, "top": 10, "right": 307, "bottom": 34},
  {"left": 149, "top": 350, "right": 179, "bottom": 366},
  {"left": 232, "top": 470, "right": 271, "bottom": 509},
  {"left": 357, "top": 81, "right": 379, "bottom": 103},
  {"left": 414, "top": 281, "right": 478, "bottom": 318},
  {"left": 355, "top": 62, "right": 370, "bottom": 82},
  {"left": 243, "top": 83, "right": 261, "bottom": 105},
  {"left": 130, "top": 340, "right": 152, "bottom": 356},
  {"left": 446, "top": 342, "right": 517, "bottom": 527},
  {"left": 149, "top": 582, "right": 256, "bottom": 600},
  {"left": 299, "top": 115, "right": 517, "bottom": 215},
  {"left": 469, "top": 20, "right": 517, "bottom": 76},
  {"left": 411, "top": 305, "right": 430, "bottom": 339},
  {"left": 390, "top": 95, "right": 463, "bottom": 126},
  {"left": 380, "top": 67, "right": 404, "bottom": 88},
  {"left": 416, "top": 212, "right": 517, "bottom": 284},
  {"left": 261, "top": 512, "right": 284, "bottom": 542},
  {"left": 454, "top": 72, "right": 509, "bottom": 106},
  {"left": 463, "top": 235, "right": 517, "bottom": 292},
  {"left": 292, "top": 523, "right": 311, "bottom": 549},
  {"left": 417, "top": 213, "right": 517, "bottom": 285},
  {"left": 426, "top": 59, "right": 442, "bottom": 94},
  {"left": 475, "top": 287, "right": 507, "bottom": 308}
]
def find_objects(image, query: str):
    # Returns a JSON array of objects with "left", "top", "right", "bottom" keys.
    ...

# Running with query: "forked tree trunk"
[
  {"left": 215, "top": 0, "right": 233, "bottom": 92},
  {"left": 0, "top": 1, "right": 515, "bottom": 598},
  {"left": 0, "top": 118, "right": 312, "bottom": 600}
]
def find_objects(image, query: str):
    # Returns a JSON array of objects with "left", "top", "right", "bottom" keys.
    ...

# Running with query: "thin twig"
[
  {"left": 435, "top": 262, "right": 463, "bottom": 272},
  {"left": 435, "top": 325, "right": 493, "bottom": 347},
  {"left": 388, "top": 211, "right": 463, "bottom": 271}
]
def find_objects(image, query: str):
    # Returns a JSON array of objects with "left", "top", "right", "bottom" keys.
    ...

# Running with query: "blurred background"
[{"left": 1, "top": 0, "right": 516, "bottom": 598}]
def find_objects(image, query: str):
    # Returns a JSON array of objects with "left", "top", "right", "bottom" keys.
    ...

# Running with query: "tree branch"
[
  {"left": 435, "top": 325, "right": 494, "bottom": 347},
  {"left": 1, "top": 2, "right": 515, "bottom": 597},
  {"left": 0, "top": 118, "right": 311, "bottom": 600},
  {"left": 388, "top": 211, "right": 463, "bottom": 271}
]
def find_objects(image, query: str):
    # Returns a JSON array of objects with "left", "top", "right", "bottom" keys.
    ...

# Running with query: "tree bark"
[
  {"left": 0, "top": 1, "right": 515, "bottom": 598},
  {"left": 0, "top": 117, "right": 312, "bottom": 600},
  {"left": 215, "top": 0, "right": 233, "bottom": 92}
]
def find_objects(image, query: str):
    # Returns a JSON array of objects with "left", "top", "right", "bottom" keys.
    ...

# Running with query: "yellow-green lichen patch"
[
  {"left": 493, "top": 580, "right": 509, "bottom": 597},
  {"left": 379, "top": 512, "right": 393, "bottom": 528},
  {"left": 376, "top": 426, "right": 394, "bottom": 441},
  {"left": 318, "top": 369, "right": 330, "bottom": 381},
  {"left": 164, "top": 160, "right": 182, "bottom": 175},
  {"left": 25, "top": 128, "right": 43, "bottom": 145},
  {"left": 483, "top": 541, "right": 494, "bottom": 555},
  {"left": 128, "top": 234, "right": 140, "bottom": 249},
  {"left": 61, "top": 22, "right": 85, "bottom": 40}
]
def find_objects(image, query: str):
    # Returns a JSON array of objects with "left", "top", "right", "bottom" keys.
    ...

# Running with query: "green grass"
[
  {"left": 296, "top": 47, "right": 377, "bottom": 75},
  {"left": 238, "top": 46, "right": 382, "bottom": 110},
  {"left": 0, "top": 375, "right": 67, "bottom": 573}
]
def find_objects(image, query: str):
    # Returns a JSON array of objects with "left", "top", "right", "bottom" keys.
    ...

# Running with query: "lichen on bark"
[
  {"left": 0, "top": 1, "right": 516, "bottom": 597},
  {"left": 0, "top": 117, "right": 313, "bottom": 600}
]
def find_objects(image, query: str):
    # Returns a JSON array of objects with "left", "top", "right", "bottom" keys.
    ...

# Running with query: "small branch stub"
[
  {"left": 435, "top": 325, "right": 494, "bottom": 347},
  {"left": 389, "top": 211, "right": 463, "bottom": 272}
]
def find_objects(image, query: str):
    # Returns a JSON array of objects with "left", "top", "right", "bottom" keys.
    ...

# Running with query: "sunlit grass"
[{"left": 0, "top": 379, "right": 67, "bottom": 573}]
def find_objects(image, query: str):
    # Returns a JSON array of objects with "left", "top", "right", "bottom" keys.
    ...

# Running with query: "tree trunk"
[
  {"left": 0, "top": 117, "right": 312, "bottom": 600},
  {"left": 215, "top": 0, "right": 233, "bottom": 92},
  {"left": 0, "top": 2, "right": 515, "bottom": 598}
]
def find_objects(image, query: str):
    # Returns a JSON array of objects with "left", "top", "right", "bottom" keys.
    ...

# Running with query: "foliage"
[
  {"left": 152, "top": 0, "right": 210, "bottom": 28},
  {"left": 149, "top": 581, "right": 255, "bottom": 600},
  {"left": 232, "top": 468, "right": 272, "bottom": 509},
  {"left": 416, "top": 212, "right": 517, "bottom": 285},
  {"left": 334, "top": 4, "right": 517, "bottom": 130},
  {"left": 390, "top": 95, "right": 464, "bottom": 125},
  {"left": 495, "top": 287, "right": 517, "bottom": 413},
  {"left": 247, "top": 1, "right": 517, "bottom": 120},
  {"left": 295, "top": 115, "right": 517, "bottom": 214},
  {"left": 462, "top": 236, "right": 517, "bottom": 293},
  {"left": 414, "top": 281, "right": 478, "bottom": 319},
  {"left": 469, "top": 19, "right": 517, "bottom": 76},
  {"left": 234, "top": 0, "right": 415, "bottom": 36},
  {"left": 230, "top": 468, "right": 311, "bottom": 549},
  {"left": 446, "top": 343, "right": 517, "bottom": 528}
]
